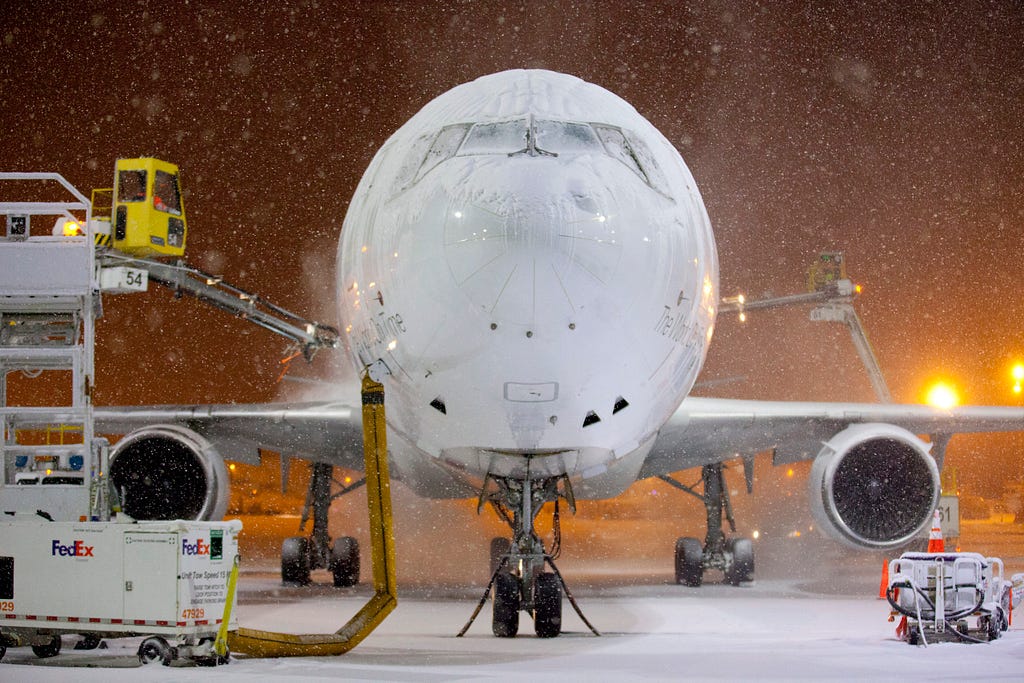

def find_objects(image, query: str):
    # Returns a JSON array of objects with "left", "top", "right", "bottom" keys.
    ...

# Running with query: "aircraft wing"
[
  {"left": 639, "top": 396, "right": 1024, "bottom": 478},
  {"left": 94, "top": 402, "right": 365, "bottom": 470}
]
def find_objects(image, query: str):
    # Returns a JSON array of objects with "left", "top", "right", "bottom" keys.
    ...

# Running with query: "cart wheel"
[
  {"left": 988, "top": 612, "right": 1002, "bottom": 641},
  {"left": 138, "top": 636, "right": 173, "bottom": 665},
  {"left": 907, "top": 627, "right": 920, "bottom": 646},
  {"left": 194, "top": 651, "right": 230, "bottom": 666},
  {"left": 31, "top": 634, "right": 61, "bottom": 658},
  {"left": 75, "top": 633, "right": 102, "bottom": 650}
]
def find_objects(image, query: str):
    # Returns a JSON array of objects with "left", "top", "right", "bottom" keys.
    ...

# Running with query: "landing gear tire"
[
  {"left": 534, "top": 572, "right": 563, "bottom": 638},
  {"left": 675, "top": 537, "right": 703, "bottom": 587},
  {"left": 31, "top": 634, "right": 61, "bottom": 659},
  {"left": 492, "top": 570, "right": 520, "bottom": 638},
  {"left": 330, "top": 536, "right": 360, "bottom": 587},
  {"left": 138, "top": 636, "right": 173, "bottom": 665},
  {"left": 282, "top": 536, "right": 312, "bottom": 586},
  {"left": 724, "top": 538, "right": 754, "bottom": 585},
  {"left": 490, "top": 537, "right": 511, "bottom": 576}
]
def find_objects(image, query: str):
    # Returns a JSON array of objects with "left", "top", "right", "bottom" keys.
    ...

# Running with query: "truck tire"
[
  {"left": 138, "top": 636, "right": 173, "bottom": 665},
  {"left": 32, "top": 634, "right": 61, "bottom": 658}
]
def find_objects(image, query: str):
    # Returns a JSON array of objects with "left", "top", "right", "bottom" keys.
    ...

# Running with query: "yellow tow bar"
[{"left": 226, "top": 373, "right": 397, "bottom": 657}]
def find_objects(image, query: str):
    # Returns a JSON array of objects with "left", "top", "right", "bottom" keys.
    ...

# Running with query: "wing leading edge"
[
  {"left": 639, "top": 396, "right": 1024, "bottom": 479},
  {"left": 94, "top": 402, "right": 365, "bottom": 470}
]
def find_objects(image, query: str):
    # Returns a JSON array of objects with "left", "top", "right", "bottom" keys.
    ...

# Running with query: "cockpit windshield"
[{"left": 404, "top": 117, "right": 673, "bottom": 199}]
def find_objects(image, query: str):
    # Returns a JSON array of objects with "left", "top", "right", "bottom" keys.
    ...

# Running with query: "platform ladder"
[{"left": 0, "top": 172, "right": 106, "bottom": 521}]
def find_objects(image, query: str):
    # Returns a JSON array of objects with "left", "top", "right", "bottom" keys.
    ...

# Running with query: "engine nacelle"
[
  {"left": 808, "top": 423, "right": 939, "bottom": 550},
  {"left": 109, "top": 425, "right": 229, "bottom": 521}
]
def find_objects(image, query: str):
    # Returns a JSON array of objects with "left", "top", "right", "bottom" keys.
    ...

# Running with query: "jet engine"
[
  {"left": 109, "top": 424, "right": 229, "bottom": 521},
  {"left": 808, "top": 423, "right": 939, "bottom": 550}
]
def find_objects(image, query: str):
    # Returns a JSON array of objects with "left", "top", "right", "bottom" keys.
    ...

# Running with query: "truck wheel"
[
  {"left": 32, "top": 634, "right": 61, "bottom": 658},
  {"left": 138, "top": 636, "right": 173, "bottom": 665}
]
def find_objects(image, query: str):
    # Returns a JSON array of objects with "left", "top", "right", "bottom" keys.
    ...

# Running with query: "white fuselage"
[{"left": 337, "top": 70, "right": 718, "bottom": 499}]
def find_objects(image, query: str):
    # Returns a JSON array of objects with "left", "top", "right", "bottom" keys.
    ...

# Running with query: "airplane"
[{"left": 95, "top": 70, "right": 1024, "bottom": 638}]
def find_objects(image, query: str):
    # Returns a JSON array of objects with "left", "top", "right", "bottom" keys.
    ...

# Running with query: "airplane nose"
[{"left": 440, "top": 162, "right": 626, "bottom": 328}]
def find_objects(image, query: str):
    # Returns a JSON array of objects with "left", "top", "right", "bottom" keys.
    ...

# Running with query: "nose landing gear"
[{"left": 458, "top": 471, "right": 599, "bottom": 638}]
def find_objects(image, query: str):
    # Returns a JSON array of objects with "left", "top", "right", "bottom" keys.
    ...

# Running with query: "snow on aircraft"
[{"left": 96, "top": 70, "right": 1024, "bottom": 638}]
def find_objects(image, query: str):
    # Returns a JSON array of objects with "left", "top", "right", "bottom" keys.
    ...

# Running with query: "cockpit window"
[
  {"left": 533, "top": 120, "right": 602, "bottom": 153},
  {"left": 592, "top": 124, "right": 672, "bottom": 199},
  {"left": 416, "top": 124, "right": 471, "bottom": 182},
  {"left": 400, "top": 118, "right": 672, "bottom": 199},
  {"left": 459, "top": 119, "right": 529, "bottom": 155}
]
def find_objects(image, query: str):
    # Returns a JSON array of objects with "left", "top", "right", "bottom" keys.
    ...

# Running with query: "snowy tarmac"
[{"left": 3, "top": 523, "right": 1023, "bottom": 681}]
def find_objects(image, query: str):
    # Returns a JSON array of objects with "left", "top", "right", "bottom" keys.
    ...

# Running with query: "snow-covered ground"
[{"left": 4, "top": 524, "right": 1023, "bottom": 681}]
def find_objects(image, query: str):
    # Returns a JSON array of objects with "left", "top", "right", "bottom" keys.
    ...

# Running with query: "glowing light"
[
  {"left": 786, "top": 468, "right": 794, "bottom": 478},
  {"left": 925, "top": 381, "right": 960, "bottom": 410},
  {"left": 596, "top": 214, "right": 606, "bottom": 222},
  {"left": 62, "top": 220, "right": 83, "bottom": 236},
  {"left": 1014, "top": 383, "right": 1022, "bottom": 395},
  {"left": 344, "top": 476, "right": 352, "bottom": 485},
  {"left": 368, "top": 282, "right": 376, "bottom": 289},
  {"left": 855, "top": 284, "right": 863, "bottom": 294},
  {"left": 1012, "top": 363, "right": 1024, "bottom": 382},
  {"left": 738, "top": 312, "right": 747, "bottom": 323},
  {"left": 361, "top": 245, "right": 368, "bottom": 253},
  {"left": 393, "top": 251, "right": 399, "bottom": 258},
  {"left": 454, "top": 211, "right": 463, "bottom": 218},
  {"left": 228, "top": 463, "right": 237, "bottom": 472},
  {"left": 387, "top": 339, "right": 397, "bottom": 351},
  {"left": 752, "top": 530, "right": 760, "bottom": 540}
]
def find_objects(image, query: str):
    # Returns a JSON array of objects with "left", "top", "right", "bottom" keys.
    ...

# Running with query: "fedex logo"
[
  {"left": 52, "top": 540, "right": 94, "bottom": 557},
  {"left": 182, "top": 538, "right": 210, "bottom": 556}
]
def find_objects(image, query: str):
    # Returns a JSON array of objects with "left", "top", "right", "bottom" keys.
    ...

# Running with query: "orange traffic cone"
[
  {"left": 926, "top": 509, "right": 944, "bottom": 553},
  {"left": 879, "top": 559, "right": 889, "bottom": 599}
]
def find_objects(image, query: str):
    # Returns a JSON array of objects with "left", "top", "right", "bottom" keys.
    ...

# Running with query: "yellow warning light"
[
  {"left": 786, "top": 468, "right": 795, "bottom": 478},
  {"left": 62, "top": 220, "right": 84, "bottom": 236},
  {"left": 228, "top": 463, "right": 237, "bottom": 472},
  {"left": 925, "top": 381, "right": 960, "bottom": 410},
  {"left": 855, "top": 284, "right": 863, "bottom": 294},
  {"left": 344, "top": 476, "right": 352, "bottom": 485}
]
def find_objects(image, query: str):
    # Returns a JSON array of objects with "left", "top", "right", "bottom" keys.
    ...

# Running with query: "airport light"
[{"left": 925, "top": 381, "right": 960, "bottom": 410}]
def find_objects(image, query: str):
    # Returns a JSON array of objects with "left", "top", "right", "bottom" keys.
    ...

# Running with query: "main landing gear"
[
  {"left": 458, "top": 471, "right": 599, "bottom": 639},
  {"left": 281, "top": 462, "right": 364, "bottom": 587},
  {"left": 661, "top": 462, "right": 755, "bottom": 587}
]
